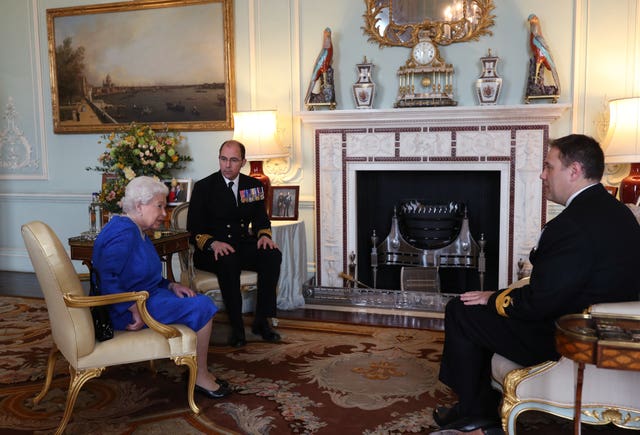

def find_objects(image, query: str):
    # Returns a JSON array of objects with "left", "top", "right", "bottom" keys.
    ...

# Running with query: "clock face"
[{"left": 412, "top": 41, "right": 436, "bottom": 65}]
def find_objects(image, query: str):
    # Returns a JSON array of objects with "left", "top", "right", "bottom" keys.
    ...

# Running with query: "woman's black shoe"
[
  {"left": 215, "top": 378, "right": 229, "bottom": 388},
  {"left": 194, "top": 383, "right": 231, "bottom": 399}
]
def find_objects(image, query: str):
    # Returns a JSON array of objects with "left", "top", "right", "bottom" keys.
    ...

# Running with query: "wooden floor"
[{"left": 0, "top": 270, "right": 444, "bottom": 330}]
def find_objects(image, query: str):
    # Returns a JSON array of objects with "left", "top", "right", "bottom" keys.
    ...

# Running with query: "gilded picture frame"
[{"left": 46, "top": 0, "right": 235, "bottom": 133}]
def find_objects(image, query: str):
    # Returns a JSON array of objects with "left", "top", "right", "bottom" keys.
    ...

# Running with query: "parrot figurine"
[
  {"left": 305, "top": 27, "right": 334, "bottom": 106},
  {"left": 527, "top": 14, "right": 560, "bottom": 95}
]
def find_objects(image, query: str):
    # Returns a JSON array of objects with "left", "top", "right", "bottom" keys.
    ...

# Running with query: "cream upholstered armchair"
[
  {"left": 170, "top": 202, "right": 258, "bottom": 312},
  {"left": 491, "top": 284, "right": 640, "bottom": 434},
  {"left": 21, "top": 221, "right": 200, "bottom": 435}
]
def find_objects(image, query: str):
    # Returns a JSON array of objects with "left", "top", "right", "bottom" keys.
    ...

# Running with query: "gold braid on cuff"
[
  {"left": 195, "top": 234, "right": 213, "bottom": 251},
  {"left": 495, "top": 287, "right": 515, "bottom": 317},
  {"left": 257, "top": 229, "right": 272, "bottom": 239}
]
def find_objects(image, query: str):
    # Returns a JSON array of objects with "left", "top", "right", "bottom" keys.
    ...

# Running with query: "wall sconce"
[
  {"left": 232, "top": 110, "right": 288, "bottom": 212},
  {"left": 603, "top": 97, "right": 640, "bottom": 204}
]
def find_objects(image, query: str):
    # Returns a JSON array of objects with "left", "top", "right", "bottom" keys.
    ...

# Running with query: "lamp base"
[
  {"left": 620, "top": 162, "right": 640, "bottom": 205},
  {"left": 249, "top": 160, "right": 272, "bottom": 214}
]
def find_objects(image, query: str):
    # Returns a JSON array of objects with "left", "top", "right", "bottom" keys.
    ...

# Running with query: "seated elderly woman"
[{"left": 92, "top": 176, "right": 231, "bottom": 399}]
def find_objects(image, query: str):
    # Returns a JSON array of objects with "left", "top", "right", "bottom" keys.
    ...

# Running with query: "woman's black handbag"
[{"left": 90, "top": 270, "right": 114, "bottom": 342}]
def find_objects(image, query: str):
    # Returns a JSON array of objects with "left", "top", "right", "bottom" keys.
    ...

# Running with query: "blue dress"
[{"left": 92, "top": 215, "right": 217, "bottom": 331}]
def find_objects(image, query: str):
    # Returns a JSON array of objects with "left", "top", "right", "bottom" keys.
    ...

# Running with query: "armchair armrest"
[
  {"left": 589, "top": 301, "right": 640, "bottom": 317},
  {"left": 63, "top": 291, "right": 181, "bottom": 339}
]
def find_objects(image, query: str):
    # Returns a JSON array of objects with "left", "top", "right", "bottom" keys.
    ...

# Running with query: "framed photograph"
[
  {"left": 46, "top": 0, "right": 235, "bottom": 133},
  {"left": 164, "top": 178, "right": 192, "bottom": 205},
  {"left": 270, "top": 186, "right": 299, "bottom": 221}
]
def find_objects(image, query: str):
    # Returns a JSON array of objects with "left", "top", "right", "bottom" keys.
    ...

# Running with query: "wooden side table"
[
  {"left": 69, "top": 229, "right": 189, "bottom": 282},
  {"left": 555, "top": 313, "right": 640, "bottom": 435}
]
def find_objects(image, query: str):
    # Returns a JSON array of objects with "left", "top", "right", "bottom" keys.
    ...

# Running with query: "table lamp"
[
  {"left": 232, "top": 110, "right": 288, "bottom": 212},
  {"left": 602, "top": 97, "right": 640, "bottom": 204}
]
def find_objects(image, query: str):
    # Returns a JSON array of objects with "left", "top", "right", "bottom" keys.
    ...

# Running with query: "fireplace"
[
  {"left": 301, "top": 105, "right": 569, "bottom": 290},
  {"left": 357, "top": 170, "right": 500, "bottom": 292}
]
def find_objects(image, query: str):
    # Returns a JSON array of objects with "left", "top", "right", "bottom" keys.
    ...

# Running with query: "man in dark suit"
[
  {"left": 187, "top": 140, "right": 282, "bottom": 347},
  {"left": 433, "top": 134, "right": 640, "bottom": 433}
]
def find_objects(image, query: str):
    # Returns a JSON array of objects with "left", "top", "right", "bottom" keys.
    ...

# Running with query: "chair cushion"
[
  {"left": 77, "top": 324, "right": 197, "bottom": 369},
  {"left": 491, "top": 353, "right": 523, "bottom": 386},
  {"left": 192, "top": 269, "right": 258, "bottom": 293}
]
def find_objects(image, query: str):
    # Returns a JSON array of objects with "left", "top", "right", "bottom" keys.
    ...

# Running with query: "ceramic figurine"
[
  {"left": 525, "top": 14, "right": 560, "bottom": 103},
  {"left": 305, "top": 27, "right": 336, "bottom": 110}
]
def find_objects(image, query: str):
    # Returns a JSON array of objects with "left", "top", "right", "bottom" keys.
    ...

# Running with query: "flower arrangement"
[{"left": 87, "top": 123, "right": 192, "bottom": 212}]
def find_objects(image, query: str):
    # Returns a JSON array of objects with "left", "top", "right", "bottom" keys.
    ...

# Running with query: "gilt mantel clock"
[{"left": 395, "top": 35, "right": 457, "bottom": 108}]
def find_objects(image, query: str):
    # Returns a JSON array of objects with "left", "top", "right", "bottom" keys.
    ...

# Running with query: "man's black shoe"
[
  {"left": 228, "top": 330, "right": 247, "bottom": 347},
  {"left": 433, "top": 404, "right": 461, "bottom": 427},
  {"left": 251, "top": 321, "right": 281, "bottom": 342},
  {"left": 441, "top": 416, "right": 500, "bottom": 432},
  {"left": 194, "top": 383, "right": 232, "bottom": 399}
]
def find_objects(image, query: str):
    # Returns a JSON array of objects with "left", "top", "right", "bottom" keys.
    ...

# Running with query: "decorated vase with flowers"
[{"left": 87, "top": 123, "right": 192, "bottom": 213}]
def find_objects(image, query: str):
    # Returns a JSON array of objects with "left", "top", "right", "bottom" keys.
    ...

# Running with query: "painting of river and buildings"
[
  {"left": 60, "top": 76, "right": 228, "bottom": 125},
  {"left": 47, "top": 0, "right": 235, "bottom": 133}
]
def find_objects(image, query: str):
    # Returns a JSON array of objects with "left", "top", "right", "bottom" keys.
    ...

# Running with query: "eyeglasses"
[{"left": 219, "top": 156, "right": 242, "bottom": 164}]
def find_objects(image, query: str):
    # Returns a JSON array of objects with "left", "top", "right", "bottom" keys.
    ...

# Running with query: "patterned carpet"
[{"left": 0, "top": 296, "right": 627, "bottom": 434}]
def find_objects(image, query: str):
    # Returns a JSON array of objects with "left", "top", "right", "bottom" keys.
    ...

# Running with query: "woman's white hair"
[{"left": 121, "top": 176, "right": 168, "bottom": 213}]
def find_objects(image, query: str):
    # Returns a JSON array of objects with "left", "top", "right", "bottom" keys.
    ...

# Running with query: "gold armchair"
[{"left": 21, "top": 221, "right": 200, "bottom": 435}]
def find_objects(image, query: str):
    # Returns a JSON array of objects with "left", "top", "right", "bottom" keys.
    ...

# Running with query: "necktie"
[{"left": 228, "top": 181, "right": 237, "bottom": 205}]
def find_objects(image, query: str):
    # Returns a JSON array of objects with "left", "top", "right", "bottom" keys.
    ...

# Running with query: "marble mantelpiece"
[{"left": 300, "top": 104, "right": 570, "bottom": 289}]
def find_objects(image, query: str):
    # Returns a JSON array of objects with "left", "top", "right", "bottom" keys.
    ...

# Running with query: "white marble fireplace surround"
[{"left": 300, "top": 104, "right": 570, "bottom": 290}]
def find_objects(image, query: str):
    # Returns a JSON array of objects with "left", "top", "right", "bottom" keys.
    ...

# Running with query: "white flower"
[{"left": 123, "top": 167, "right": 136, "bottom": 180}]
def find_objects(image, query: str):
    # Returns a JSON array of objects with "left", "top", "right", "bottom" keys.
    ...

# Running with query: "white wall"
[{"left": 1, "top": 0, "right": 639, "bottom": 275}]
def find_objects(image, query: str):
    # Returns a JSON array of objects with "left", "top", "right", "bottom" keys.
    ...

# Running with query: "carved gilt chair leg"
[
  {"left": 33, "top": 344, "right": 59, "bottom": 405},
  {"left": 54, "top": 366, "right": 104, "bottom": 435},
  {"left": 174, "top": 355, "right": 200, "bottom": 414}
]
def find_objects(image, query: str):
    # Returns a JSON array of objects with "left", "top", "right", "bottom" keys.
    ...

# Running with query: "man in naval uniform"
[
  {"left": 433, "top": 134, "right": 640, "bottom": 433},
  {"left": 188, "top": 140, "right": 282, "bottom": 347}
]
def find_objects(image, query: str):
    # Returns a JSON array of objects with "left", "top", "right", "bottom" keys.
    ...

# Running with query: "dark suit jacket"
[
  {"left": 187, "top": 171, "right": 272, "bottom": 258},
  {"left": 489, "top": 183, "right": 640, "bottom": 323}
]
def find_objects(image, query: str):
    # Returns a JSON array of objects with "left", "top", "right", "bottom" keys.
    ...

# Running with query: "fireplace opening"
[{"left": 355, "top": 170, "right": 501, "bottom": 293}]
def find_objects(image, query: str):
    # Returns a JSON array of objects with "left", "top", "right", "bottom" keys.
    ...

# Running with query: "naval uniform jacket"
[
  {"left": 187, "top": 171, "right": 272, "bottom": 260},
  {"left": 488, "top": 183, "right": 640, "bottom": 332}
]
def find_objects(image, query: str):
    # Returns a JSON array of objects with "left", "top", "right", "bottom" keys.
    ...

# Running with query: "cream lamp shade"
[
  {"left": 232, "top": 110, "right": 288, "bottom": 159},
  {"left": 602, "top": 97, "right": 640, "bottom": 204},
  {"left": 232, "top": 110, "right": 287, "bottom": 215},
  {"left": 602, "top": 97, "right": 640, "bottom": 163}
]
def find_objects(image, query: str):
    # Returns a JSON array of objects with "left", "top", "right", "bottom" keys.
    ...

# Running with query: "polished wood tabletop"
[{"left": 68, "top": 229, "right": 190, "bottom": 282}]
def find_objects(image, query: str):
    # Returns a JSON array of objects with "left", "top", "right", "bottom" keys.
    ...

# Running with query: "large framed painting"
[{"left": 46, "top": 0, "right": 235, "bottom": 133}]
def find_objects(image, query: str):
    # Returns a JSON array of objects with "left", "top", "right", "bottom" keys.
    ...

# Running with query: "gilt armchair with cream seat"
[
  {"left": 21, "top": 221, "right": 200, "bottom": 435},
  {"left": 491, "top": 282, "right": 640, "bottom": 434},
  {"left": 170, "top": 202, "right": 258, "bottom": 312}
]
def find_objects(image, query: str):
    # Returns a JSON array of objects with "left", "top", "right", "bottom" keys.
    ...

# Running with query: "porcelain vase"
[
  {"left": 353, "top": 57, "right": 375, "bottom": 109},
  {"left": 475, "top": 50, "right": 503, "bottom": 105}
]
